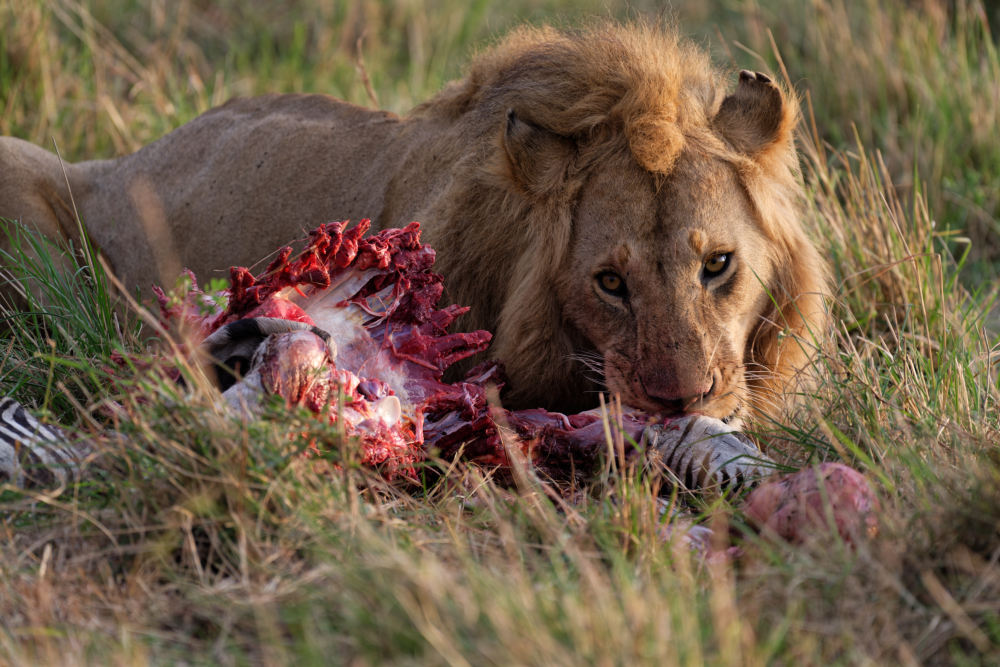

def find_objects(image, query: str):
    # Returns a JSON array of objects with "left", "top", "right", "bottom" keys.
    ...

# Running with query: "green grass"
[
  {"left": 0, "top": 220, "right": 140, "bottom": 421},
  {"left": 2, "top": 0, "right": 1000, "bottom": 663}
]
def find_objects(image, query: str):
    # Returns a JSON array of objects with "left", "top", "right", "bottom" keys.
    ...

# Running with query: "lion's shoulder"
[{"left": 207, "top": 93, "right": 399, "bottom": 124}]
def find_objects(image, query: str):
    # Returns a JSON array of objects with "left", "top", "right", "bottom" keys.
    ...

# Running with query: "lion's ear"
[
  {"left": 501, "top": 109, "right": 575, "bottom": 199},
  {"left": 713, "top": 71, "right": 796, "bottom": 159}
]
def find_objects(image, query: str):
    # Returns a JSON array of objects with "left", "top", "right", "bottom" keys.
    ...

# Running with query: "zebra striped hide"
[
  {"left": 0, "top": 394, "right": 776, "bottom": 495},
  {"left": 0, "top": 397, "right": 91, "bottom": 489},
  {"left": 643, "top": 416, "right": 777, "bottom": 497}
]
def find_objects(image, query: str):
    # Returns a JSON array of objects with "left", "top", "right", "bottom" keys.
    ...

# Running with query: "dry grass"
[
  {"left": 2, "top": 0, "right": 1000, "bottom": 663},
  {"left": 730, "top": 0, "right": 1000, "bottom": 278}
]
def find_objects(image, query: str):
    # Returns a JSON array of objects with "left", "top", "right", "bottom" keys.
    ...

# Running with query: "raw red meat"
[
  {"left": 160, "top": 220, "right": 652, "bottom": 480},
  {"left": 742, "top": 462, "right": 880, "bottom": 544}
]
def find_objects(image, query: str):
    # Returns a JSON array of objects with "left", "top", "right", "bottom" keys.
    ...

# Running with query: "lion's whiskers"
[
  {"left": 567, "top": 352, "right": 605, "bottom": 374},
  {"left": 740, "top": 385, "right": 784, "bottom": 416},
  {"left": 566, "top": 351, "right": 607, "bottom": 389},
  {"left": 564, "top": 355, "right": 784, "bottom": 417},
  {"left": 742, "top": 371, "right": 778, "bottom": 381},
  {"left": 738, "top": 362, "right": 779, "bottom": 381}
]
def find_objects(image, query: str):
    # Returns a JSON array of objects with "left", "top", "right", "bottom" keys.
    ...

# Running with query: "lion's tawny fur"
[{"left": 0, "top": 22, "right": 828, "bottom": 422}]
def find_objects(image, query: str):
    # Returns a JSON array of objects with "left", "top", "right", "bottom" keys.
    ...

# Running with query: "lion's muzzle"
[{"left": 635, "top": 366, "right": 720, "bottom": 415}]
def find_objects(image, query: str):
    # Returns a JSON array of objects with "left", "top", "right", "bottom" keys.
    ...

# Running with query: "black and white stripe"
[
  {"left": 643, "top": 416, "right": 777, "bottom": 496},
  {"left": 0, "top": 397, "right": 85, "bottom": 489}
]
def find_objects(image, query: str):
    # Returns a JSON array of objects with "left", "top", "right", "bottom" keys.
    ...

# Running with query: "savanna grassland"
[{"left": 2, "top": 0, "right": 1000, "bottom": 663}]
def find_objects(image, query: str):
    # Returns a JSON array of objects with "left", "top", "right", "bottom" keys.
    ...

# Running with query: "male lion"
[{"left": 0, "top": 23, "right": 827, "bottom": 424}]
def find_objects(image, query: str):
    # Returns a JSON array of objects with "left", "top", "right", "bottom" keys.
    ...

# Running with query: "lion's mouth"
[
  {"left": 613, "top": 387, "right": 746, "bottom": 426},
  {"left": 610, "top": 390, "right": 743, "bottom": 423},
  {"left": 599, "top": 357, "right": 747, "bottom": 423}
]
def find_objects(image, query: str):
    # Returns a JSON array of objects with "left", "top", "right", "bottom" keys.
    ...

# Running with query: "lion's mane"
[{"left": 412, "top": 23, "right": 829, "bottom": 419}]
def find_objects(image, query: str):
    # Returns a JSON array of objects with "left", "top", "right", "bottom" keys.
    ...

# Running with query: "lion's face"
[
  {"left": 432, "top": 31, "right": 826, "bottom": 421},
  {"left": 555, "top": 151, "right": 775, "bottom": 423}
]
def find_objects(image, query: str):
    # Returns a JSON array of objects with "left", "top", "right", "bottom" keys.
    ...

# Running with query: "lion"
[{"left": 0, "top": 22, "right": 828, "bottom": 424}]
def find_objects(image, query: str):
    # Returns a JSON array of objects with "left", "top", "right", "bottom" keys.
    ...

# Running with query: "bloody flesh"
[
  {"left": 161, "top": 220, "right": 645, "bottom": 480},
  {"left": 154, "top": 220, "right": 878, "bottom": 546}
]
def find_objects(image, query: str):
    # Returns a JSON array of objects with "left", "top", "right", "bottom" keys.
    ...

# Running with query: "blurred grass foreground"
[{"left": 1, "top": 0, "right": 1000, "bottom": 663}]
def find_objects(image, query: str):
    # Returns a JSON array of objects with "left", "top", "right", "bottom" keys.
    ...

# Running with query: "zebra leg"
[
  {"left": 0, "top": 397, "right": 91, "bottom": 489},
  {"left": 642, "top": 416, "right": 778, "bottom": 496}
]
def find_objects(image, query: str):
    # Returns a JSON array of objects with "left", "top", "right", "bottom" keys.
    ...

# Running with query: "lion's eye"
[
  {"left": 596, "top": 271, "right": 627, "bottom": 298},
  {"left": 703, "top": 253, "right": 731, "bottom": 278}
]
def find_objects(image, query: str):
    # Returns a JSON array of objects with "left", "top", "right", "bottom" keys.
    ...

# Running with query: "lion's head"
[{"left": 413, "top": 23, "right": 829, "bottom": 425}]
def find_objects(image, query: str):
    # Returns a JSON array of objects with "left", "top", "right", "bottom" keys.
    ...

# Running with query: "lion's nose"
[{"left": 640, "top": 368, "right": 719, "bottom": 413}]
